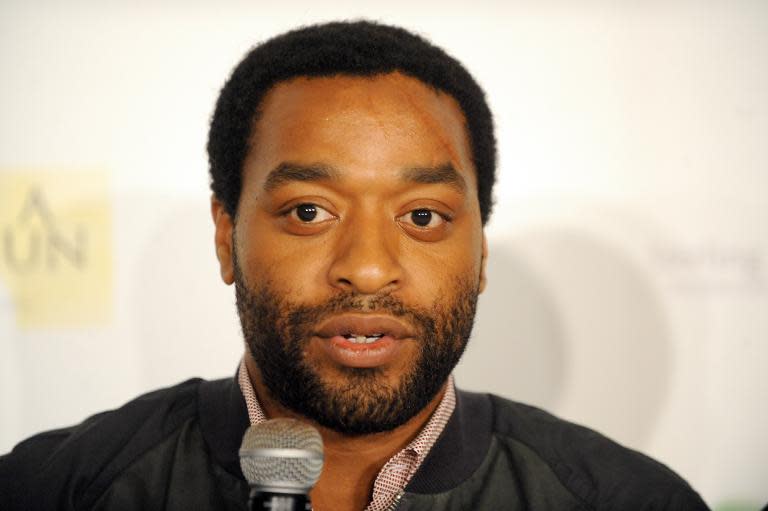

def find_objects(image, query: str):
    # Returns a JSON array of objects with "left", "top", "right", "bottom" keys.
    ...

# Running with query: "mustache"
[{"left": 292, "top": 292, "right": 407, "bottom": 316}]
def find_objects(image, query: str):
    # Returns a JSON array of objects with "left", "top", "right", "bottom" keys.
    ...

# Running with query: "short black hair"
[{"left": 207, "top": 20, "right": 497, "bottom": 225}]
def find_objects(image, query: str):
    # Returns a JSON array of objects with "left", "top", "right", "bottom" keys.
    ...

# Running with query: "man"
[{"left": 1, "top": 21, "right": 708, "bottom": 510}]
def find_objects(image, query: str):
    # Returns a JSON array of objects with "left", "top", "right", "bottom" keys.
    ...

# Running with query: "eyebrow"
[
  {"left": 262, "top": 161, "right": 467, "bottom": 193},
  {"left": 263, "top": 163, "right": 340, "bottom": 192},
  {"left": 401, "top": 163, "right": 467, "bottom": 193}
]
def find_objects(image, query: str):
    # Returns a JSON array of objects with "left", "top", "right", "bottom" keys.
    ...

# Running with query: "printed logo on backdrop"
[
  {"left": 653, "top": 241, "right": 766, "bottom": 295},
  {"left": 0, "top": 171, "right": 112, "bottom": 328}
]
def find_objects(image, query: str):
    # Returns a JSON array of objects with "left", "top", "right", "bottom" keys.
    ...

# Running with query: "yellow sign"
[{"left": 0, "top": 171, "right": 112, "bottom": 328}]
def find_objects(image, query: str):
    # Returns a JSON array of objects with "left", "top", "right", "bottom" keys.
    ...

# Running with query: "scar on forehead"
[{"left": 262, "top": 161, "right": 467, "bottom": 194}]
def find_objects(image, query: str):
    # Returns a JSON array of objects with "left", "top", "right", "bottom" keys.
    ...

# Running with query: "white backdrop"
[{"left": 1, "top": 1, "right": 766, "bottom": 509}]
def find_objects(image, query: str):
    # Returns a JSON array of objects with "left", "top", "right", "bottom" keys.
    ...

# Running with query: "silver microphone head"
[{"left": 239, "top": 418, "right": 324, "bottom": 493}]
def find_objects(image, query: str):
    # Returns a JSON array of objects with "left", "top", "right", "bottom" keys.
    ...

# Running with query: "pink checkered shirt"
[{"left": 237, "top": 358, "right": 456, "bottom": 511}]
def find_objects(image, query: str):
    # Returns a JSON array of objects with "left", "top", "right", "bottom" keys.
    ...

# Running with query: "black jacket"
[{"left": 0, "top": 376, "right": 709, "bottom": 510}]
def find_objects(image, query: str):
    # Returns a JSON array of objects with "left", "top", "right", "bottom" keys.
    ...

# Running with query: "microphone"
[{"left": 239, "top": 418, "right": 324, "bottom": 511}]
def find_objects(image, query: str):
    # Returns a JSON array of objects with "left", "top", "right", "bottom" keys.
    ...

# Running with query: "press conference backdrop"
[{"left": 1, "top": 1, "right": 766, "bottom": 509}]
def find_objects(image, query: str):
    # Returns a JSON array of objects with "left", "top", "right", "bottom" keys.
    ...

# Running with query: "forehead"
[{"left": 244, "top": 72, "right": 476, "bottom": 190}]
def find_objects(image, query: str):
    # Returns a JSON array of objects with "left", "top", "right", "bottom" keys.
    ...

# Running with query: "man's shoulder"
[
  {"left": 7, "top": 377, "right": 205, "bottom": 458},
  {"left": 482, "top": 391, "right": 708, "bottom": 509},
  {"left": 0, "top": 378, "right": 214, "bottom": 509}
]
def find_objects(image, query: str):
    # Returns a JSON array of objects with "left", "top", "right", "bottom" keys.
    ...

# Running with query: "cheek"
[
  {"left": 237, "top": 228, "right": 331, "bottom": 291},
  {"left": 406, "top": 204, "right": 484, "bottom": 285},
  {"left": 404, "top": 240, "right": 483, "bottom": 301}
]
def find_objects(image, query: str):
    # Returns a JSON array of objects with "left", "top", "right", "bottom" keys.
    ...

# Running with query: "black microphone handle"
[{"left": 249, "top": 488, "right": 312, "bottom": 511}]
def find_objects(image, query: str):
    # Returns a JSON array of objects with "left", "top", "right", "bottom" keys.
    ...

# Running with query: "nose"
[{"left": 327, "top": 214, "right": 403, "bottom": 295}]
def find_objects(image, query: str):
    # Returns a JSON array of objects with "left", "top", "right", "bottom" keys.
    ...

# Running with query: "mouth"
[
  {"left": 312, "top": 314, "right": 415, "bottom": 368},
  {"left": 314, "top": 314, "right": 414, "bottom": 340}
]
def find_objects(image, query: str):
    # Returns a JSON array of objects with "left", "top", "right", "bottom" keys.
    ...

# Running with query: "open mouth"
[
  {"left": 313, "top": 314, "right": 415, "bottom": 368},
  {"left": 314, "top": 314, "right": 414, "bottom": 342},
  {"left": 341, "top": 333, "right": 385, "bottom": 344}
]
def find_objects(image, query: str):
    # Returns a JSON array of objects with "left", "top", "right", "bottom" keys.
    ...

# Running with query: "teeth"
[{"left": 345, "top": 334, "right": 384, "bottom": 344}]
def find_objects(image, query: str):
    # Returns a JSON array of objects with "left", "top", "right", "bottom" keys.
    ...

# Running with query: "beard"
[{"left": 233, "top": 256, "right": 479, "bottom": 436}]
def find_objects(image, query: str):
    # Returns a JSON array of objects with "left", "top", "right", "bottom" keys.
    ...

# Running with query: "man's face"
[{"left": 213, "top": 72, "right": 487, "bottom": 434}]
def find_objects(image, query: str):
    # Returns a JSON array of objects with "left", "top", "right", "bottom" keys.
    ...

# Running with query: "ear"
[
  {"left": 211, "top": 196, "right": 235, "bottom": 285},
  {"left": 478, "top": 233, "right": 488, "bottom": 294}
]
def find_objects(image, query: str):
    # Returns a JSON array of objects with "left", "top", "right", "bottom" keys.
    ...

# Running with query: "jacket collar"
[
  {"left": 197, "top": 375, "right": 493, "bottom": 490},
  {"left": 197, "top": 373, "right": 250, "bottom": 479},
  {"left": 406, "top": 388, "right": 493, "bottom": 493}
]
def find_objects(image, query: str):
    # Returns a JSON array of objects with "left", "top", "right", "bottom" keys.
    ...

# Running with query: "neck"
[{"left": 243, "top": 355, "right": 448, "bottom": 511}]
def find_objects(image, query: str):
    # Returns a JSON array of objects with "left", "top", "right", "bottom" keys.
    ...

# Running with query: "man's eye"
[
  {"left": 289, "top": 203, "right": 334, "bottom": 223},
  {"left": 399, "top": 209, "right": 446, "bottom": 228}
]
